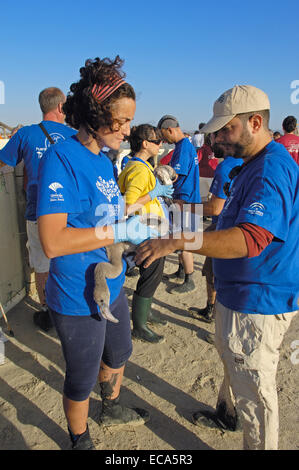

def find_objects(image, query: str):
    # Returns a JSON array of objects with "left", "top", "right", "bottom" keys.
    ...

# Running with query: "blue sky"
[{"left": 1, "top": 0, "right": 299, "bottom": 132}]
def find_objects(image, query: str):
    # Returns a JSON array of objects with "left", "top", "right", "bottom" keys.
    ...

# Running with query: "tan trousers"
[{"left": 214, "top": 300, "right": 297, "bottom": 450}]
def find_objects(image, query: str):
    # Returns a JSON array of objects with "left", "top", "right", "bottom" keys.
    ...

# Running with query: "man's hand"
[
  {"left": 135, "top": 226, "right": 248, "bottom": 268},
  {"left": 135, "top": 235, "right": 182, "bottom": 268}
]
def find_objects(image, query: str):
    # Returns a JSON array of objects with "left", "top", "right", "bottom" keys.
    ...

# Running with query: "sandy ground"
[{"left": 0, "top": 252, "right": 298, "bottom": 451}]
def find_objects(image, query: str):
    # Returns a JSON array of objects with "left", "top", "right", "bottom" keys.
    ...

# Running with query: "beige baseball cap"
[{"left": 200, "top": 85, "right": 270, "bottom": 134}]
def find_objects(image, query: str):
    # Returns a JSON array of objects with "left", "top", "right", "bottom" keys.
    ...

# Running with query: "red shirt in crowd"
[
  {"left": 197, "top": 144, "right": 218, "bottom": 177},
  {"left": 160, "top": 150, "right": 174, "bottom": 165},
  {"left": 276, "top": 134, "right": 299, "bottom": 164}
]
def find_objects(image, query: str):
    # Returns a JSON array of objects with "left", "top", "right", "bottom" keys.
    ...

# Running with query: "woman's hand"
[
  {"left": 111, "top": 215, "right": 159, "bottom": 245},
  {"left": 149, "top": 178, "right": 174, "bottom": 200}
]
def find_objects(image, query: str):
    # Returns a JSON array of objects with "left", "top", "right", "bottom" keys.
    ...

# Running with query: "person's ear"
[
  {"left": 58, "top": 102, "right": 64, "bottom": 114},
  {"left": 249, "top": 114, "right": 263, "bottom": 134}
]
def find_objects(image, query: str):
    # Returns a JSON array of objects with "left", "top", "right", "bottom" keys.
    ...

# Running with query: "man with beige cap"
[{"left": 136, "top": 85, "right": 299, "bottom": 450}]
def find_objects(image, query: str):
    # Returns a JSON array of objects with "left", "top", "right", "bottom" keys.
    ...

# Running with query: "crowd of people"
[{"left": 0, "top": 55, "right": 298, "bottom": 451}]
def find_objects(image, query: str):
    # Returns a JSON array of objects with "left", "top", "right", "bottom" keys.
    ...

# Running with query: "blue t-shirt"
[
  {"left": 0, "top": 121, "right": 75, "bottom": 221},
  {"left": 213, "top": 141, "right": 299, "bottom": 315},
  {"left": 121, "top": 154, "right": 131, "bottom": 171},
  {"left": 170, "top": 138, "right": 201, "bottom": 203},
  {"left": 37, "top": 135, "right": 126, "bottom": 316},
  {"left": 209, "top": 156, "right": 243, "bottom": 224}
]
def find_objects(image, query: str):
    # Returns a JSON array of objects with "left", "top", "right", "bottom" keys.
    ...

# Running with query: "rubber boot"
[
  {"left": 99, "top": 372, "right": 150, "bottom": 427},
  {"left": 131, "top": 293, "right": 164, "bottom": 343},
  {"left": 189, "top": 303, "right": 214, "bottom": 323},
  {"left": 68, "top": 425, "right": 95, "bottom": 450},
  {"left": 163, "top": 263, "right": 184, "bottom": 280},
  {"left": 170, "top": 272, "right": 196, "bottom": 294},
  {"left": 192, "top": 401, "right": 241, "bottom": 432},
  {"left": 99, "top": 394, "right": 150, "bottom": 427}
]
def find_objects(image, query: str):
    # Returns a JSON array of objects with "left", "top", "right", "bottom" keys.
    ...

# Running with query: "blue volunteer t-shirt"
[
  {"left": 0, "top": 121, "right": 75, "bottom": 221},
  {"left": 37, "top": 135, "right": 126, "bottom": 316},
  {"left": 213, "top": 140, "right": 299, "bottom": 315},
  {"left": 209, "top": 156, "right": 243, "bottom": 224},
  {"left": 121, "top": 154, "right": 131, "bottom": 170},
  {"left": 170, "top": 138, "right": 201, "bottom": 203}
]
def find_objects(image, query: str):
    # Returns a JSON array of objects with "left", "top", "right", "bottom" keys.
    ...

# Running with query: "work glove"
[
  {"left": 111, "top": 215, "right": 159, "bottom": 245},
  {"left": 149, "top": 178, "right": 174, "bottom": 200}
]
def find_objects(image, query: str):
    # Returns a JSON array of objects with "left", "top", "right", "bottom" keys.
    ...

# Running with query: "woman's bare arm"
[{"left": 38, "top": 213, "right": 114, "bottom": 258}]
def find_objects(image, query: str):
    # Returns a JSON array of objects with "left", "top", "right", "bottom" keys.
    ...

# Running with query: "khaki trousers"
[{"left": 214, "top": 300, "right": 297, "bottom": 450}]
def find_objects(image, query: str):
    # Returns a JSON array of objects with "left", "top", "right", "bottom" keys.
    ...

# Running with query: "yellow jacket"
[{"left": 118, "top": 159, "right": 164, "bottom": 218}]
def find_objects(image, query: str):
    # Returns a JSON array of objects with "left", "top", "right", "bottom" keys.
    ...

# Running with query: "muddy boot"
[
  {"left": 170, "top": 272, "right": 196, "bottom": 294},
  {"left": 192, "top": 401, "right": 241, "bottom": 432},
  {"left": 68, "top": 425, "right": 95, "bottom": 450},
  {"left": 163, "top": 263, "right": 185, "bottom": 280},
  {"left": 99, "top": 365, "right": 150, "bottom": 427},
  {"left": 99, "top": 395, "right": 150, "bottom": 427},
  {"left": 131, "top": 293, "right": 164, "bottom": 343},
  {"left": 189, "top": 303, "right": 214, "bottom": 323}
]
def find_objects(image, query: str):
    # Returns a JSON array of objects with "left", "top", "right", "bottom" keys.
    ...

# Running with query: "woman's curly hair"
[
  {"left": 128, "top": 124, "right": 159, "bottom": 154},
  {"left": 63, "top": 56, "right": 135, "bottom": 137}
]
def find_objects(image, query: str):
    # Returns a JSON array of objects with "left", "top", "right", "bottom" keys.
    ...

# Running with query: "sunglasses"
[
  {"left": 223, "top": 165, "right": 243, "bottom": 197},
  {"left": 147, "top": 139, "right": 162, "bottom": 145}
]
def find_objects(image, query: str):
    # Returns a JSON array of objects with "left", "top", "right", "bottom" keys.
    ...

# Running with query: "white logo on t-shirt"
[
  {"left": 49, "top": 182, "right": 63, "bottom": 192},
  {"left": 36, "top": 133, "right": 66, "bottom": 159},
  {"left": 49, "top": 182, "right": 64, "bottom": 201},
  {"left": 96, "top": 176, "right": 121, "bottom": 202},
  {"left": 248, "top": 202, "right": 265, "bottom": 216}
]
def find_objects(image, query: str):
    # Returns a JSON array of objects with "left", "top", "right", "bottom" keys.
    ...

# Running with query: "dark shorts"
[{"left": 49, "top": 288, "right": 132, "bottom": 401}]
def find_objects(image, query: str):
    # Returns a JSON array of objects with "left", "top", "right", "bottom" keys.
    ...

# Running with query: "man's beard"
[
  {"left": 211, "top": 142, "right": 225, "bottom": 159},
  {"left": 213, "top": 127, "right": 253, "bottom": 159}
]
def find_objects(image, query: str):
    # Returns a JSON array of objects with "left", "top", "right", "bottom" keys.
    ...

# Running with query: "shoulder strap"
[
  {"left": 39, "top": 122, "right": 55, "bottom": 145},
  {"left": 130, "top": 156, "right": 154, "bottom": 174}
]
